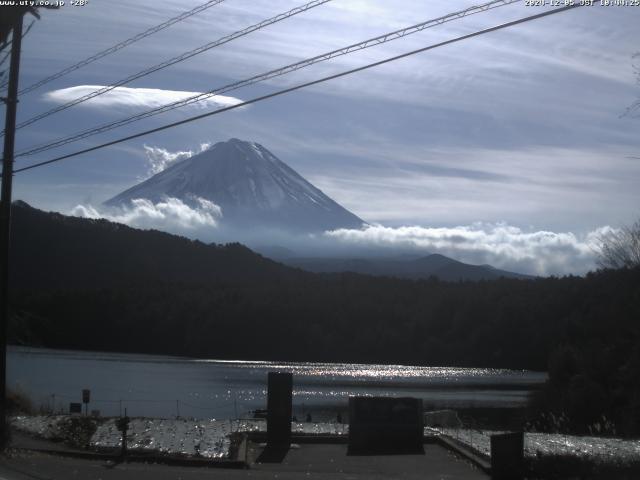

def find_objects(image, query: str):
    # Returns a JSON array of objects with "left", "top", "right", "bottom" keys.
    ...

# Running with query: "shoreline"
[{"left": 8, "top": 344, "right": 549, "bottom": 375}]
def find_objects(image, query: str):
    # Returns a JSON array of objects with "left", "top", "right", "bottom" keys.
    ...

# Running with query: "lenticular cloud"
[{"left": 45, "top": 85, "right": 243, "bottom": 110}]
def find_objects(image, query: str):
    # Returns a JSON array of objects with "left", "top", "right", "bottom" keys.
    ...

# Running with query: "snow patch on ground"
[
  {"left": 436, "top": 428, "right": 640, "bottom": 463},
  {"left": 92, "top": 418, "right": 233, "bottom": 458},
  {"left": 11, "top": 416, "right": 347, "bottom": 459},
  {"left": 11, "top": 415, "right": 68, "bottom": 441},
  {"left": 14, "top": 416, "right": 638, "bottom": 464}
]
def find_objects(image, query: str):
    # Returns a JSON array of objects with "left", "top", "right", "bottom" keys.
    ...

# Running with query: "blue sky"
[{"left": 5, "top": 0, "right": 640, "bottom": 275}]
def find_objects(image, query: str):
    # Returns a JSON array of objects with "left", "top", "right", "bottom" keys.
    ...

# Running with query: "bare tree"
[
  {"left": 596, "top": 220, "right": 640, "bottom": 270},
  {"left": 619, "top": 51, "right": 640, "bottom": 120}
]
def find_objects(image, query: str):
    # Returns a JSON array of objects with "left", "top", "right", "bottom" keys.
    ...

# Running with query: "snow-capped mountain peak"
[{"left": 105, "top": 138, "right": 365, "bottom": 232}]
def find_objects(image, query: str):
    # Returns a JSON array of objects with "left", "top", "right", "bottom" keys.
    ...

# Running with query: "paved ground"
[
  {"left": 9, "top": 432, "right": 94, "bottom": 454},
  {"left": 249, "top": 443, "right": 489, "bottom": 479},
  {"left": 0, "top": 443, "right": 488, "bottom": 480}
]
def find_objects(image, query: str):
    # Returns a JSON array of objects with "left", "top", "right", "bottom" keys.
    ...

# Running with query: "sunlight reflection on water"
[{"left": 8, "top": 346, "right": 546, "bottom": 419}]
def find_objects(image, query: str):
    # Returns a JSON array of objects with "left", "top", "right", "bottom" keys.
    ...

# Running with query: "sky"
[{"left": 3, "top": 0, "right": 640, "bottom": 275}]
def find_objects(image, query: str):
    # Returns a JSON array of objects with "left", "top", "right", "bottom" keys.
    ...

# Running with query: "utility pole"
[{"left": 0, "top": 12, "right": 24, "bottom": 450}]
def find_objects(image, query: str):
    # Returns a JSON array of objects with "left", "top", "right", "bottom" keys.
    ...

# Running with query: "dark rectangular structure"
[
  {"left": 69, "top": 402, "right": 82, "bottom": 414},
  {"left": 490, "top": 431, "right": 524, "bottom": 480},
  {"left": 266, "top": 372, "right": 292, "bottom": 446},
  {"left": 348, "top": 396, "right": 423, "bottom": 454}
]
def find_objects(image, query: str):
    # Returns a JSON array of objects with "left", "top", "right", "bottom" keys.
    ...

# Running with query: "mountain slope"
[
  {"left": 9, "top": 201, "right": 302, "bottom": 291},
  {"left": 105, "top": 138, "right": 365, "bottom": 232}
]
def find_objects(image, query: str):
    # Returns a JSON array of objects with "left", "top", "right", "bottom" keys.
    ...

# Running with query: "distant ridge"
[{"left": 278, "top": 253, "right": 534, "bottom": 281}]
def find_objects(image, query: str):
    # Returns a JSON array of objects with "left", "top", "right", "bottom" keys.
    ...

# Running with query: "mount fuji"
[{"left": 105, "top": 138, "right": 365, "bottom": 233}]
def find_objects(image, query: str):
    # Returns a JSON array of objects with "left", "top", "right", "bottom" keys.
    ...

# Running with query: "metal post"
[
  {"left": 266, "top": 372, "right": 292, "bottom": 447},
  {"left": 0, "top": 14, "right": 24, "bottom": 451},
  {"left": 121, "top": 407, "right": 128, "bottom": 458}
]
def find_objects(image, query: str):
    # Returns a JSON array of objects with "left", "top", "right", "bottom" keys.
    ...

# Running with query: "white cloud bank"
[
  {"left": 69, "top": 193, "right": 612, "bottom": 277},
  {"left": 44, "top": 85, "right": 243, "bottom": 110},
  {"left": 71, "top": 196, "right": 222, "bottom": 232},
  {"left": 143, "top": 142, "right": 212, "bottom": 176},
  {"left": 325, "top": 223, "right": 613, "bottom": 276}
]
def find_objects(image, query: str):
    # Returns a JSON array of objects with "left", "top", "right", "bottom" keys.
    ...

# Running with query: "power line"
[
  {"left": 16, "top": 0, "right": 521, "bottom": 158},
  {"left": 9, "top": 0, "right": 333, "bottom": 133},
  {"left": 0, "top": 0, "right": 227, "bottom": 95},
  {"left": 14, "top": 0, "right": 518, "bottom": 154},
  {"left": 0, "top": 20, "right": 34, "bottom": 65},
  {"left": 9, "top": 4, "right": 583, "bottom": 176}
]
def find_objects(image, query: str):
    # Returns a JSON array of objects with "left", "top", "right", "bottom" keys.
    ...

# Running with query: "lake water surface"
[{"left": 8, "top": 346, "right": 546, "bottom": 420}]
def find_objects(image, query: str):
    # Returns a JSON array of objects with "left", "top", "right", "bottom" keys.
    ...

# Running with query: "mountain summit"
[{"left": 105, "top": 138, "right": 365, "bottom": 232}]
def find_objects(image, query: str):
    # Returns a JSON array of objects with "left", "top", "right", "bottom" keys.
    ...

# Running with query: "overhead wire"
[
  {"left": 15, "top": 0, "right": 521, "bottom": 158},
  {"left": 1, "top": 0, "right": 228, "bottom": 94},
  {"left": 8, "top": 0, "right": 334, "bottom": 133},
  {"left": 8, "top": 4, "right": 584, "bottom": 176}
]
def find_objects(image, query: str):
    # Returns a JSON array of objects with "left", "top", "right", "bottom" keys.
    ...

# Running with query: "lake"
[{"left": 7, "top": 346, "right": 546, "bottom": 421}]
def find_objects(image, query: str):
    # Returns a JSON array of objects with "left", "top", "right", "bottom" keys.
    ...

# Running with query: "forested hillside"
[{"left": 8, "top": 202, "right": 640, "bottom": 434}]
